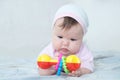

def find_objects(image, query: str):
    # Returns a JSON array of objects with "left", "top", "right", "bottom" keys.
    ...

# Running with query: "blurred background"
[{"left": 0, "top": 0, "right": 120, "bottom": 59}]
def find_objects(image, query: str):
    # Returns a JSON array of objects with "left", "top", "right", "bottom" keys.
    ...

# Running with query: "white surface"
[{"left": 0, "top": 51, "right": 120, "bottom": 80}]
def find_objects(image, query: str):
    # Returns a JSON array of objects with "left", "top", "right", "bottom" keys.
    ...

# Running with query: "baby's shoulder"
[{"left": 39, "top": 42, "right": 54, "bottom": 57}]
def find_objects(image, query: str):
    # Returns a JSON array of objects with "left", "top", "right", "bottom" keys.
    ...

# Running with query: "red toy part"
[
  {"left": 66, "top": 63, "right": 80, "bottom": 72},
  {"left": 37, "top": 62, "right": 51, "bottom": 69},
  {"left": 37, "top": 54, "right": 57, "bottom": 69},
  {"left": 66, "top": 55, "right": 81, "bottom": 72},
  {"left": 37, "top": 62, "right": 57, "bottom": 69}
]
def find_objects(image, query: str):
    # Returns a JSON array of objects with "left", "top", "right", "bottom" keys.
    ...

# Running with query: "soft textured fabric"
[
  {"left": 38, "top": 43, "right": 94, "bottom": 72},
  {"left": 52, "top": 4, "right": 89, "bottom": 35}
]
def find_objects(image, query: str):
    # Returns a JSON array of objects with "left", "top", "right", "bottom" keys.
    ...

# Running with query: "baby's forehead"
[{"left": 54, "top": 24, "right": 83, "bottom": 36}]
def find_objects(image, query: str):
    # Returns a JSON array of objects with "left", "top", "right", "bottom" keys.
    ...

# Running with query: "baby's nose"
[{"left": 62, "top": 39, "right": 69, "bottom": 46}]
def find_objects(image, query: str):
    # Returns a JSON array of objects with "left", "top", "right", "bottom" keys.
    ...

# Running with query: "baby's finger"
[
  {"left": 68, "top": 72, "right": 75, "bottom": 77},
  {"left": 74, "top": 71, "right": 81, "bottom": 77}
]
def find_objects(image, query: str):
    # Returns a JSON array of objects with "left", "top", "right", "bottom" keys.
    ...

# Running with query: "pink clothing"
[{"left": 38, "top": 42, "right": 94, "bottom": 72}]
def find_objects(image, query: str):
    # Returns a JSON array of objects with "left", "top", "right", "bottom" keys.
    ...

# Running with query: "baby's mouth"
[{"left": 59, "top": 48, "right": 69, "bottom": 54}]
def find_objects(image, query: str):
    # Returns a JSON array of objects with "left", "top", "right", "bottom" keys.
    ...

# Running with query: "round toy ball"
[
  {"left": 66, "top": 55, "right": 81, "bottom": 72},
  {"left": 37, "top": 54, "right": 51, "bottom": 69}
]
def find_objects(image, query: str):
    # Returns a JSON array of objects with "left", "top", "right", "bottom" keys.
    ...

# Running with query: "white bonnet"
[{"left": 52, "top": 4, "right": 89, "bottom": 35}]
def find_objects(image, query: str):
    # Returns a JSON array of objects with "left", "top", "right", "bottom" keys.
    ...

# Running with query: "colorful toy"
[{"left": 37, "top": 54, "right": 81, "bottom": 76}]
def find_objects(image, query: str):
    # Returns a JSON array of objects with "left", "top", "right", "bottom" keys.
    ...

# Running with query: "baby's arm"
[
  {"left": 68, "top": 67, "right": 92, "bottom": 77},
  {"left": 38, "top": 67, "right": 56, "bottom": 76}
]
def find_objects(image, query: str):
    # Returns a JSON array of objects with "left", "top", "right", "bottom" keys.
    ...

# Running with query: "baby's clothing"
[
  {"left": 38, "top": 42, "right": 94, "bottom": 72},
  {"left": 53, "top": 4, "right": 89, "bottom": 35}
]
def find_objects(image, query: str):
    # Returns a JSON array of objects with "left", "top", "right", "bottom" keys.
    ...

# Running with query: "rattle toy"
[{"left": 37, "top": 54, "right": 81, "bottom": 76}]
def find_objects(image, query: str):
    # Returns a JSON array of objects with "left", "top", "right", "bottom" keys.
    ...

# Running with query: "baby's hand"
[{"left": 68, "top": 70, "right": 82, "bottom": 77}]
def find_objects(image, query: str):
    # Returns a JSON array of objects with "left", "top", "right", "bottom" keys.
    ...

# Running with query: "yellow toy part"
[
  {"left": 66, "top": 55, "right": 81, "bottom": 63},
  {"left": 37, "top": 54, "right": 57, "bottom": 69}
]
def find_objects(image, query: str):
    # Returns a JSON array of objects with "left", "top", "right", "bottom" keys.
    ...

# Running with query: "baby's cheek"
[
  {"left": 53, "top": 41, "right": 61, "bottom": 50},
  {"left": 71, "top": 45, "right": 80, "bottom": 53}
]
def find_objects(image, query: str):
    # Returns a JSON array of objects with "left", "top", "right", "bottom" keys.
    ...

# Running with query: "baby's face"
[{"left": 52, "top": 18, "right": 84, "bottom": 56}]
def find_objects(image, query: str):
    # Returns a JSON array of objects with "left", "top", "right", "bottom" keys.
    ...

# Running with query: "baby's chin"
[
  {"left": 58, "top": 51, "right": 71, "bottom": 57},
  {"left": 62, "top": 52, "right": 69, "bottom": 57}
]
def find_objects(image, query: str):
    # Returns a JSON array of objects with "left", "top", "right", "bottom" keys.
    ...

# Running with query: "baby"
[{"left": 38, "top": 4, "right": 94, "bottom": 77}]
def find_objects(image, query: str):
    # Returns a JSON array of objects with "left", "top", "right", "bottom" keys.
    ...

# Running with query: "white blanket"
[{"left": 0, "top": 51, "right": 120, "bottom": 80}]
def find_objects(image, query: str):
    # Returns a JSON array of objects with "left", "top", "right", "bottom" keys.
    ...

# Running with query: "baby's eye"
[
  {"left": 58, "top": 36, "right": 63, "bottom": 39},
  {"left": 71, "top": 38, "right": 77, "bottom": 41}
]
